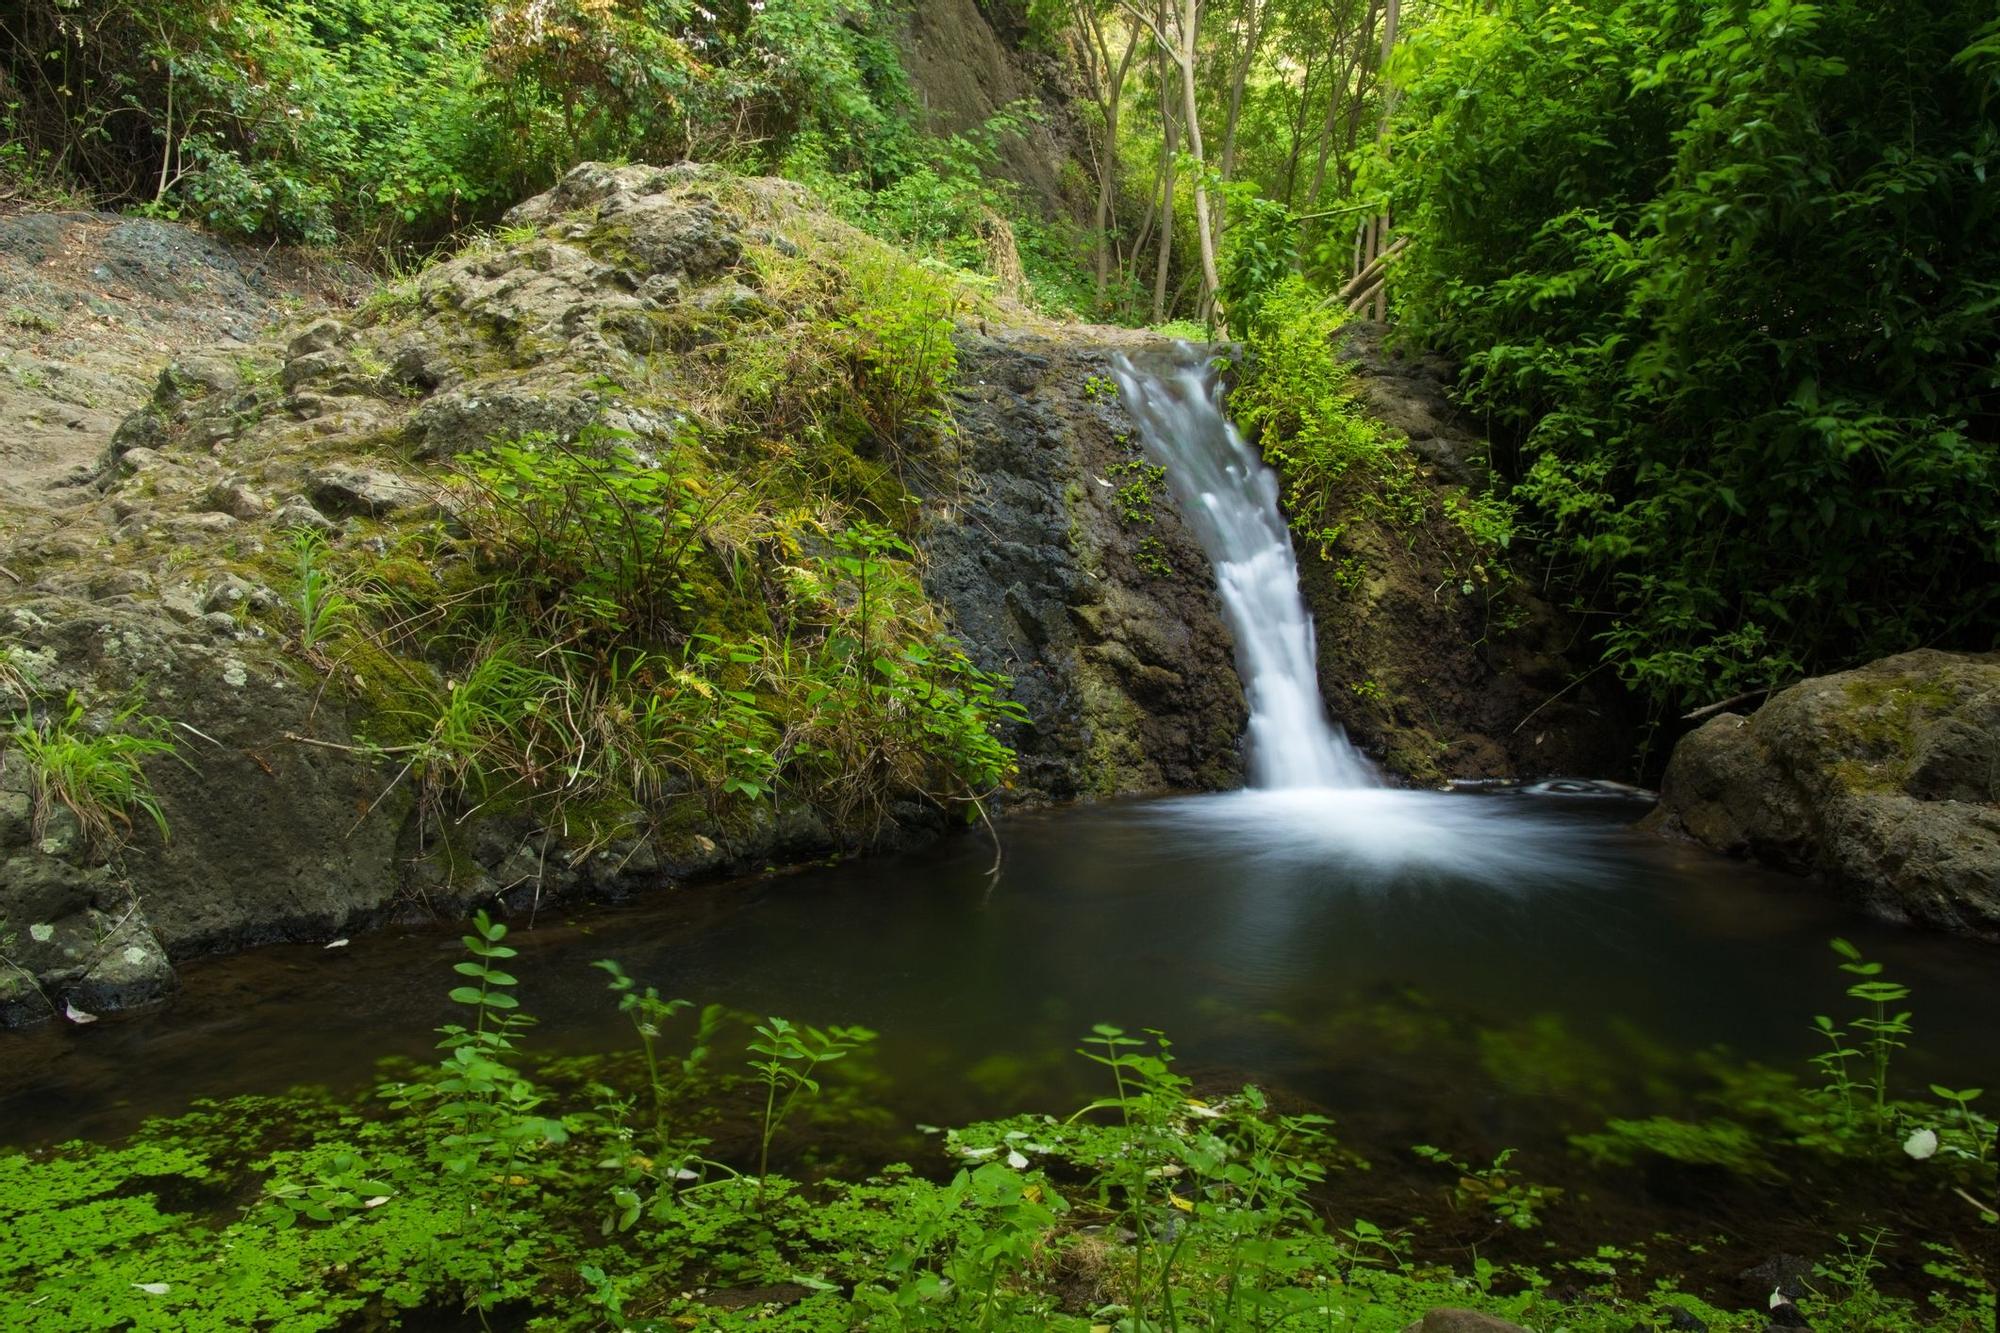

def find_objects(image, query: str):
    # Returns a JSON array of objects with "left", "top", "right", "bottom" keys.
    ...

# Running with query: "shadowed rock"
[{"left": 1646, "top": 650, "right": 2000, "bottom": 939}]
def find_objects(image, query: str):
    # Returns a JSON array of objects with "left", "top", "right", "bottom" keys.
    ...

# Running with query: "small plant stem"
[{"left": 756, "top": 1066, "right": 779, "bottom": 1208}]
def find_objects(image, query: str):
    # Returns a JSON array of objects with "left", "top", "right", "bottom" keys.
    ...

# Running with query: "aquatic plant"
[{"left": 0, "top": 928, "right": 1991, "bottom": 1330}]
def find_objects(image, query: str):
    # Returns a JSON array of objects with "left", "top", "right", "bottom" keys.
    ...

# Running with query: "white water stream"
[{"left": 1114, "top": 346, "right": 1375, "bottom": 790}]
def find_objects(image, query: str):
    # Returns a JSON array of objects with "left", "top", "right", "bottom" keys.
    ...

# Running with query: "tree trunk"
[
  {"left": 1279, "top": 40, "right": 1323, "bottom": 207},
  {"left": 1369, "top": 0, "right": 1400, "bottom": 321},
  {"left": 1174, "top": 0, "right": 1221, "bottom": 323},
  {"left": 1215, "top": 0, "right": 1267, "bottom": 241},
  {"left": 1095, "top": 21, "right": 1143, "bottom": 307},
  {"left": 1305, "top": 0, "right": 1377, "bottom": 213},
  {"left": 1151, "top": 16, "right": 1178, "bottom": 324}
]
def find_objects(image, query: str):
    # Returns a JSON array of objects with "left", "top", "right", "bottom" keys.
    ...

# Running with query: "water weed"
[{"left": 0, "top": 928, "right": 1990, "bottom": 1330}]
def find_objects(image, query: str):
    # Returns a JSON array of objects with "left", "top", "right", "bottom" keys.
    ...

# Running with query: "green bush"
[
  {"left": 0, "top": 0, "right": 936, "bottom": 246},
  {"left": 1383, "top": 0, "right": 2000, "bottom": 713},
  {"left": 1235, "top": 277, "right": 1512, "bottom": 589},
  {"left": 1, "top": 691, "right": 176, "bottom": 854}
]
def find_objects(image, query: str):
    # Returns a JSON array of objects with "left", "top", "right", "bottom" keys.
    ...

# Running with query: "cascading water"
[
  {"left": 1113, "top": 346, "right": 1374, "bottom": 790},
  {"left": 1110, "top": 343, "right": 1595, "bottom": 883}
]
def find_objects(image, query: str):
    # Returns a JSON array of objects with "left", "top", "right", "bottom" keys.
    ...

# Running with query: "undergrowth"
[
  {"left": 0, "top": 651, "right": 176, "bottom": 856},
  {"left": 286, "top": 207, "right": 1026, "bottom": 858},
  {"left": 1232, "top": 279, "right": 1514, "bottom": 601},
  {"left": 0, "top": 930, "right": 1988, "bottom": 1330}
]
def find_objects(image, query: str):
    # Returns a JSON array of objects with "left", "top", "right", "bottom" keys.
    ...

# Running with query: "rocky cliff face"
[
  {"left": 1645, "top": 650, "right": 2000, "bottom": 939},
  {"left": 898, "top": 0, "right": 1087, "bottom": 221},
  {"left": 0, "top": 165, "right": 1244, "bottom": 1025},
  {"left": 1294, "top": 324, "right": 1632, "bottom": 784},
  {"left": 929, "top": 332, "right": 1246, "bottom": 799}
]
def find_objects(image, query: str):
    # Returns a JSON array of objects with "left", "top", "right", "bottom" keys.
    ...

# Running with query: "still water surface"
[{"left": 5, "top": 787, "right": 1996, "bottom": 1157}]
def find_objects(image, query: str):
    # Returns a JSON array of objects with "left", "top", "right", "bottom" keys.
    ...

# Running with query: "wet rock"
[
  {"left": 309, "top": 465, "right": 426, "bottom": 517},
  {"left": 0, "top": 790, "right": 31, "bottom": 847},
  {"left": 0, "top": 595, "right": 411, "bottom": 1019},
  {"left": 1647, "top": 651, "right": 2000, "bottom": 939},
  {"left": 923, "top": 330, "right": 1246, "bottom": 801},
  {"left": 65, "top": 913, "right": 177, "bottom": 1015},
  {"left": 1400, "top": 1311, "right": 1532, "bottom": 1333}
]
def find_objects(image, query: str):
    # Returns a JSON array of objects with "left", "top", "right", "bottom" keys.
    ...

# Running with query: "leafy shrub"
[
  {"left": 1385, "top": 0, "right": 2000, "bottom": 712},
  {"left": 0, "top": 0, "right": 934, "bottom": 246},
  {"left": 457, "top": 428, "right": 713, "bottom": 644},
  {"left": 1, "top": 929, "right": 1993, "bottom": 1330},
  {"left": 1234, "top": 276, "right": 1511, "bottom": 592}
]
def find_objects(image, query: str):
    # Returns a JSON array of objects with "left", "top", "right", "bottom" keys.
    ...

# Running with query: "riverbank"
[{"left": 2, "top": 790, "right": 1993, "bottom": 1328}]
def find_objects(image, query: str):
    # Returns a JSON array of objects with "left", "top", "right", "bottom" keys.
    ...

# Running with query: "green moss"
[
  {"left": 1075, "top": 669, "right": 1153, "bottom": 797},
  {"left": 1832, "top": 673, "right": 1957, "bottom": 789}
]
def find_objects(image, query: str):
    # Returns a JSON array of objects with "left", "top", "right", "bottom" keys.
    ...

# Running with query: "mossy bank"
[{"left": 0, "top": 165, "right": 1618, "bottom": 1025}]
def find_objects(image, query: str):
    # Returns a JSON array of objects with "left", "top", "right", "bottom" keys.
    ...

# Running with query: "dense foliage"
[
  {"left": 1381, "top": 0, "right": 2000, "bottom": 711},
  {"left": 0, "top": 0, "right": 924, "bottom": 245}
]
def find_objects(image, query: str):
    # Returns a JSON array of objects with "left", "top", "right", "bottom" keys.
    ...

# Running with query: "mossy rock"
[{"left": 1647, "top": 649, "right": 2000, "bottom": 939}]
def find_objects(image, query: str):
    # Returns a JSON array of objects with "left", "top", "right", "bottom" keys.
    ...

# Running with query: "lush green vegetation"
[
  {"left": 275, "top": 206, "right": 1029, "bottom": 853},
  {"left": 1031, "top": 0, "right": 1999, "bottom": 719},
  {"left": 1233, "top": 278, "right": 1513, "bottom": 595},
  {"left": 1379, "top": 0, "right": 2000, "bottom": 714},
  {"left": 4, "top": 3, "right": 1996, "bottom": 1325},
  {"left": 8, "top": 1, "right": 1993, "bottom": 713},
  {"left": 1, "top": 928, "right": 1988, "bottom": 1330},
  {"left": 0, "top": 0, "right": 917, "bottom": 245},
  {"left": 0, "top": 651, "right": 176, "bottom": 856},
  {"left": 0, "top": 0, "right": 1091, "bottom": 308}
]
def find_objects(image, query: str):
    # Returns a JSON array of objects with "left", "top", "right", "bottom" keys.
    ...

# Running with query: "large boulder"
[{"left": 1645, "top": 650, "right": 2000, "bottom": 939}]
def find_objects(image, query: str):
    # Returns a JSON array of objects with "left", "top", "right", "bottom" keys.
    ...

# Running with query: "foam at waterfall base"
[{"left": 1130, "top": 787, "right": 1618, "bottom": 888}]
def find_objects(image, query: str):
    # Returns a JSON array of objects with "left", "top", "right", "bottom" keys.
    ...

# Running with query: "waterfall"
[{"left": 1113, "top": 346, "right": 1375, "bottom": 790}]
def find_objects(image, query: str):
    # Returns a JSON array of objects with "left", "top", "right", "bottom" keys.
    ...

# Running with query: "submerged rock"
[
  {"left": 1646, "top": 650, "right": 2000, "bottom": 939},
  {"left": 1400, "top": 1311, "right": 1531, "bottom": 1333}
]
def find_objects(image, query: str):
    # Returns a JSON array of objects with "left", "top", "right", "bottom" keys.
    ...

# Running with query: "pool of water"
[{"left": 5, "top": 786, "right": 1995, "bottom": 1160}]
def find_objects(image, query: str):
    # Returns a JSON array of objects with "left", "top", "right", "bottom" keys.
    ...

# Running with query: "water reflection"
[{"left": 3, "top": 791, "right": 1996, "bottom": 1154}]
